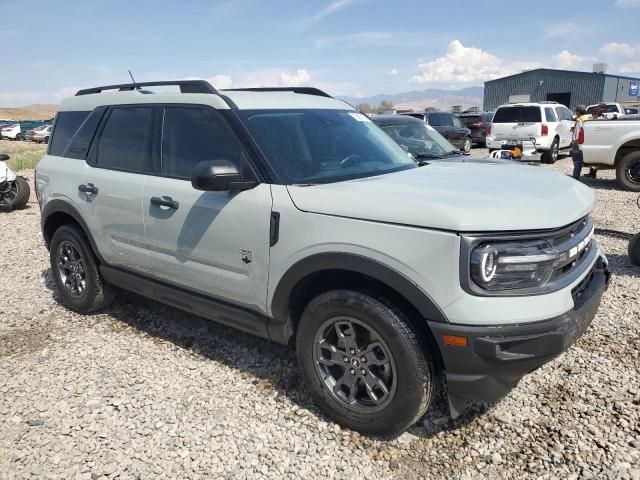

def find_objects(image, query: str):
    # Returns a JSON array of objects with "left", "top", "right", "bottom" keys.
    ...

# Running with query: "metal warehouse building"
[{"left": 483, "top": 67, "right": 640, "bottom": 111}]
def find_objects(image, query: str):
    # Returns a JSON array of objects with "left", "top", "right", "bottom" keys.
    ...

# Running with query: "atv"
[{"left": 0, "top": 154, "right": 31, "bottom": 211}]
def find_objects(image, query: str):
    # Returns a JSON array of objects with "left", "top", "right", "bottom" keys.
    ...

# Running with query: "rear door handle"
[
  {"left": 150, "top": 196, "right": 179, "bottom": 210},
  {"left": 78, "top": 183, "right": 98, "bottom": 195}
]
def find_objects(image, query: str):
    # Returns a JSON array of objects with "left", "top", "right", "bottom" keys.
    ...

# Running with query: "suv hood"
[{"left": 287, "top": 162, "right": 595, "bottom": 232}]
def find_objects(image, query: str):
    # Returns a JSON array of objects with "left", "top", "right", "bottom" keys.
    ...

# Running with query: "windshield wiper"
[
  {"left": 413, "top": 153, "right": 443, "bottom": 159},
  {"left": 441, "top": 150, "right": 462, "bottom": 156}
]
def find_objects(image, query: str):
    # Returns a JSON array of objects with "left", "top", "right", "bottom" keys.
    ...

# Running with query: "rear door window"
[
  {"left": 96, "top": 107, "right": 155, "bottom": 173},
  {"left": 545, "top": 107, "right": 557, "bottom": 122},
  {"left": 492, "top": 107, "right": 542, "bottom": 123},
  {"left": 161, "top": 107, "right": 244, "bottom": 178},
  {"left": 48, "top": 111, "right": 90, "bottom": 156}
]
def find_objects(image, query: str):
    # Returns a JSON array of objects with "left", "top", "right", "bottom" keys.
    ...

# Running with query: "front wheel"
[
  {"left": 616, "top": 151, "right": 640, "bottom": 192},
  {"left": 296, "top": 290, "right": 435, "bottom": 436}
]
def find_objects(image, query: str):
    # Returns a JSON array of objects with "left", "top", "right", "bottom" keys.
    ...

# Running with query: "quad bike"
[
  {"left": 629, "top": 194, "right": 640, "bottom": 266},
  {"left": 0, "top": 154, "right": 30, "bottom": 211}
]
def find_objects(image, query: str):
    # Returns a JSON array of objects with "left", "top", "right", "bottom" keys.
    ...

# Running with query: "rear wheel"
[
  {"left": 44, "top": 136, "right": 49, "bottom": 144},
  {"left": 296, "top": 290, "right": 435, "bottom": 436},
  {"left": 462, "top": 137, "right": 472, "bottom": 153},
  {"left": 50, "top": 224, "right": 115, "bottom": 313},
  {"left": 616, "top": 151, "right": 640, "bottom": 192},
  {"left": 541, "top": 137, "right": 559, "bottom": 164},
  {"left": 629, "top": 233, "right": 640, "bottom": 266}
]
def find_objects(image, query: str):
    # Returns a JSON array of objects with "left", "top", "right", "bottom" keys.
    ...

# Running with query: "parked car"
[
  {"left": 457, "top": 112, "right": 492, "bottom": 147},
  {"left": 486, "top": 102, "right": 574, "bottom": 163},
  {"left": 400, "top": 111, "right": 472, "bottom": 153},
  {"left": 25, "top": 125, "right": 52, "bottom": 143},
  {"left": 0, "top": 123, "right": 22, "bottom": 140},
  {"left": 624, "top": 107, "right": 639, "bottom": 116},
  {"left": 36, "top": 80, "right": 609, "bottom": 436},
  {"left": 587, "top": 102, "right": 625, "bottom": 119},
  {"left": 580, "top": 116, "right": 640, "bottom": 190}
]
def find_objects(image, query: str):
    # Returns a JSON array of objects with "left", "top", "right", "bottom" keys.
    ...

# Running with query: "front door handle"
[
  {"left": 78, "top": 183, "right": 98, "bottom": 195},
  {"left": 150, "top": 196, "right": 179, "bottom": 210}
]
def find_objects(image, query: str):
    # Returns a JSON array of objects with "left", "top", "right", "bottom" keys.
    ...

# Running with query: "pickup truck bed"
[{"left": 581, "top": 116, "right": 640, "bottom": 191}]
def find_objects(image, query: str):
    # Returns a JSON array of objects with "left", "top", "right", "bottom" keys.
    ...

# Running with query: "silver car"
[{"left": 36, "top": 80, "right": 609, "bottom": 436}]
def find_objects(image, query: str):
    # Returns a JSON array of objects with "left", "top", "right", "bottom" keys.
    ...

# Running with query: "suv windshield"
[
  {"left": 493, "top": 106, "right": 541, "bottom": 123},
  {"left": 378, "top": 122, "right": 458, "bottom": 158},
  {"left": 237, "top": 109, "right": 416, "bottom": 184}
]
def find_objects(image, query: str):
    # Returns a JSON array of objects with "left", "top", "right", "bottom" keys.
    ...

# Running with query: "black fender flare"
[
  {"left": 41, "top": 199, "right": 104, "bottom": 263},
  {"left": 269, "top": 252, "right": 448, "bottom": 343}
]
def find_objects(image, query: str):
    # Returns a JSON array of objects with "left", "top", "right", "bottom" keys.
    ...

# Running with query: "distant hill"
[
  {"left": 0, "top": 104, "right": 58, "bottom": 121},
  {"left": 340, "top": 86, "right": 484, "bottom": 111}
]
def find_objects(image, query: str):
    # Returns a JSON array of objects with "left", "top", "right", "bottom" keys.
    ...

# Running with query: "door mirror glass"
[
  {"left": 0, "top": 154, "right": 9, "bottom": 162},
  {"left": 191, "top": 160, "right": 256, "bottom": 192}
]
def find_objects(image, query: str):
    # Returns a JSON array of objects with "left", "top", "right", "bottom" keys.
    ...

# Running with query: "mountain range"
[{"left": 339, "top": 86, "right": 484, "bottom": 112}]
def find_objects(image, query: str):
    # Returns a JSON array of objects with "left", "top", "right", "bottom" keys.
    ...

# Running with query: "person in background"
[
  {"left": 571, "top": 105, "right": 589, "bottom": 180},
  {"left": 584, "top": 106, "right": 605, "bottom": 178}
]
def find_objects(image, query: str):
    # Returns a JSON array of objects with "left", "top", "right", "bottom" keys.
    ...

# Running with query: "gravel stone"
[{"left": 1, "top": 153, "right": 639, "bottom": 479}]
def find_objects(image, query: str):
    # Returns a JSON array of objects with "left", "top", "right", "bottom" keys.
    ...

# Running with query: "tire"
[
  {"left": 296, "top": 290, "right": 434, "bottom": 436},
  {"left": 541, "top": 137, "right": 559, "bottom": 164},
  {"left": 12, "top": 176, "right": 30, "bottom": 209},
  {"left": 629, "top": 233, "right": 640, "bottom": 266},
  {"left": 462, "top": 137, "right": 472, "bottom": 153},
  {"left": 49, "top": 224, "right": 115, "bottom": 313},
  {"left": 44, "top": 136, "right": 49, "bottom": 144},
  {"left": 616, "top": 150, "right": 640, "bottom": 192}
]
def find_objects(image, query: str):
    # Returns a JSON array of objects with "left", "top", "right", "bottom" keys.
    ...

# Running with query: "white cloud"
[
  {"left": 615, "top": 0, "right": 640, "bottom": 7},
  {"left": 206, "top": 74, "right": 233, "bottom": 89},
  {"left": 204, "top": 69, "right": 312, "bottom": 90},
  {"left": 279, "top": 69, "right": 311, "bottom": 86},
  {"left": 599, "top": 42, "right": 640, "bottom": 58},
  {"left": 388, "top": 68, "right": 398, "bottom": 76},
  {"left": 552, "top": 50, "right": 588, "bottom": 69},
  {"left": 298, "top": 0, "right": 354, "bottom": 30},
  {"left": 413, "top": 40, "right": 510, "bottom": 85}
]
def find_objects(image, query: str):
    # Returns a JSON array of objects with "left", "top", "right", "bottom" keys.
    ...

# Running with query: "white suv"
[{"left": 486, "top": 102, "right": 575, "bottom": 163}]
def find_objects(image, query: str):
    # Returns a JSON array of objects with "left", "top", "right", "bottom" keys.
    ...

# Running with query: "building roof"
[{"left": 485, "top": 68, "right": 640, "bottom": 84}]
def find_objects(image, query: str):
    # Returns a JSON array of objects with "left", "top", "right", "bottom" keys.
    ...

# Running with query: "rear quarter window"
[
  {"left": 48, "top": 111, "right": 91, "bottom": 156},
  {"left": 492, "top": 107, "right": 542, "bottom": 123}
]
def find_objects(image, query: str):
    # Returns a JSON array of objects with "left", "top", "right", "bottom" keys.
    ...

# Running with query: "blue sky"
[{"left": 1, "top": 0, "right": 640, "bottom": 106}]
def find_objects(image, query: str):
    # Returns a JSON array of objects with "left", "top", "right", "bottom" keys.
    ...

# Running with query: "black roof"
[{"left": 370, "top": 115, "right": 425, "bottom": 125}]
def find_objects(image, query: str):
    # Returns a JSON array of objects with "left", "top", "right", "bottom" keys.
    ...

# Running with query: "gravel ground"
[{"left": 0, "top": 153, "right": 639, "bottom": 479}]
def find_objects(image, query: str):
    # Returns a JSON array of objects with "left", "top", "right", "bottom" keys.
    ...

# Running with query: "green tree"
[
  {"left": 375, "top": 100, "right": 394, "bottom": 114},
  {"left": 356, "top": 103, "right": 372, "bottom": 114}
]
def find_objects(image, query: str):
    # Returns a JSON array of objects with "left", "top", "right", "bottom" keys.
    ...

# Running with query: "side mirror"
[
  {"left": 191, "top": 160, "right": 257, "bottom": 192},
  {"left": 0, "top": 154, "right": 9, "bottom": 162}
]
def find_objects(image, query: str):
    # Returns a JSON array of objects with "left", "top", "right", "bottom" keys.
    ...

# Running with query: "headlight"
[{"left": 470, "top": 240, "right": 559, "bottom": 291}]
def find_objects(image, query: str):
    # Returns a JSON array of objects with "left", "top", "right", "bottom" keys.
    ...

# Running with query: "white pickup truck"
[{"left": 581, "top": 116, "right": 640, "bottom": 191}]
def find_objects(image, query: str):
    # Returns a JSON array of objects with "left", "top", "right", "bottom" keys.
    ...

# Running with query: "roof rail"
[
  {"left": 223, "top": 87, "right": 333, "bottom": 98},
  {"left": 75, "top": 80, "right": 217, "bottom": 96}
]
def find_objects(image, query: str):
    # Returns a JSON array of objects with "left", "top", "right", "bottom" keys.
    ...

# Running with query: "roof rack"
[
  {"left": 223, "top": 87, "right": 333, "bottom": 98},
  {"left": 75, "top": 80, "right": 218, "bottom": 96}
]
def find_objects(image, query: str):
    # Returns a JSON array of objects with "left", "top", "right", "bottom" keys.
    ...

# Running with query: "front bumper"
[{"left": 428, "top": 256, "right": 610, "bottom": 417}]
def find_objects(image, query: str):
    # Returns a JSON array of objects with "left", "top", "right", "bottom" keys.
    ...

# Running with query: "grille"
[{"left": 549, "top": 216, "right": 594, "bottom": 283}]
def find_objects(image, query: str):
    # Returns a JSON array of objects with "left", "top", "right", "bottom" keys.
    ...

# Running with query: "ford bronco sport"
[{"left": 36, "top": 80, "right": 609, "bottom": 436}]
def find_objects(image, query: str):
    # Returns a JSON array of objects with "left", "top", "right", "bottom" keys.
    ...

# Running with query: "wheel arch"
[
  {"left": 268, "top": 253, "right": 448, "bottom": 346},
  {"left": 614, "top": 138, "right": 640, "bottom": 164},
  {"left": 41, "top": 200, "right": 104, "bottom": 263}
]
